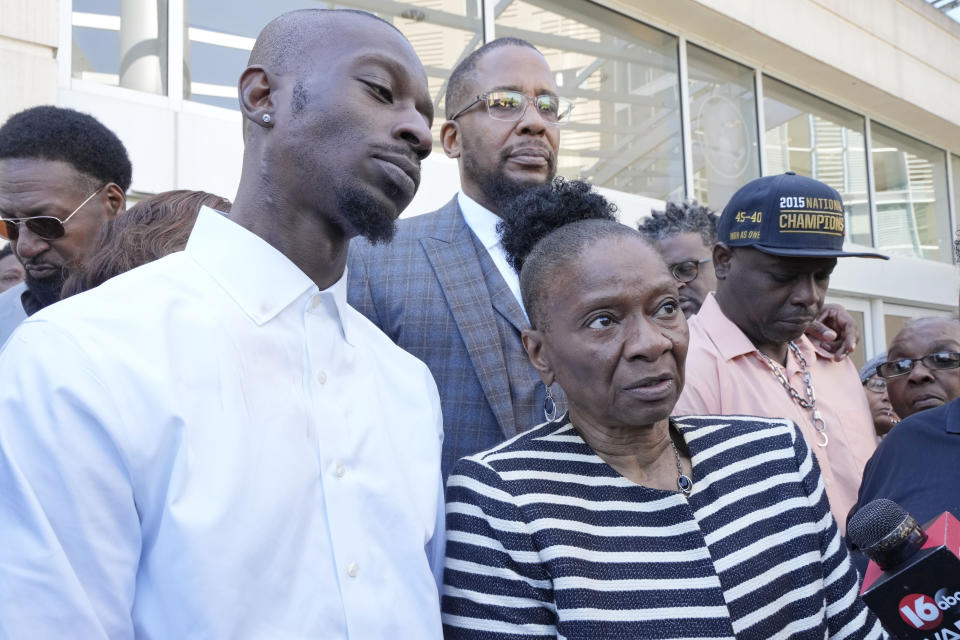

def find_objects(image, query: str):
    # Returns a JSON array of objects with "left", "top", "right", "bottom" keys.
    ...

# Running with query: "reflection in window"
[
  {"left": 495, "top": 0, "right": 684, "bottom": 202},
  {"left": 72, "top": 0, "right": 168, "bottom": 95},
  {"left": 871, "top": 123, "right": 951, "bottom": 262},
  {"left": 763, "top": 77, "right": 871, "bottom": 247},
  {"left": 687, "top": 44, "right": 759, "bottom": 210},
  {"left": 184, "top": 0, "right": 481, "bottom": 148}
]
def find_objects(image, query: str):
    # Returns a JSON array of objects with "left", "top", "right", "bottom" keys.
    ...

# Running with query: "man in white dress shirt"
[{"left": 0, "top": 9, "right": 445, "bottom": 639}]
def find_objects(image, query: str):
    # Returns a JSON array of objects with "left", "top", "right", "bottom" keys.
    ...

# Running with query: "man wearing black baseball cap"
[{"left": 674, "top": 171, "right": 886, "bottom": 532}]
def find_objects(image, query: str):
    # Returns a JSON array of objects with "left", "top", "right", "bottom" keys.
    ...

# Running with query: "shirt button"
[
  {"left": 824, "top": 478, "right": 831, "bottom": 487},
  {"left": 335, "top": 462, "right": 346, "bottom": 478},
  {"left": 316, "top": 370, "right": 327, "bottom": 384},
  {"left": 347, "top": 562, "right": 360, "bottom": 578}
]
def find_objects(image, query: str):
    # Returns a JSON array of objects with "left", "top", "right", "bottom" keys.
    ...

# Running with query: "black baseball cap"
[{"left": 717, "top": 172, "right": 888, "bottom": 259}]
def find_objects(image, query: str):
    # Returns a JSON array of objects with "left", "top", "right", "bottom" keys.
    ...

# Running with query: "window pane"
[
  {"left": 953, "top": 153, "right": 960, "bottom": 261},
  {"left": 763, "top": 77, "right": 871, "bottom": 247},
  {"left": 72, "top": 0, "right": 168, "bottom": 95},
  {"left": 687, "top": 44, "right": 759, "bottom": 209},
  {"left": 495, "top": 0, "right": 684, "bottom": 202},
  {"left": 871, "top": 122, "right": 952, "bottom": 262},
  {"left": 184, "top": 1, "right": 482, "bottom": 149}
]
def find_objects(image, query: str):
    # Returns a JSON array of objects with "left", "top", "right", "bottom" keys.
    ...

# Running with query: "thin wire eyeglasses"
[
  {"left": 876, "top": 351, "right": 960, "bottom": 379},
  {"left": 0, "top": 185, "right": 105, "bottom": 241},
  {"left": 669, "top": 257, "right": 712, "bottom": 284},
  {"left": 863, "top": 377, "right": 888, "bottom": 393},
  {"left": 449, "top": 90, "right": 573, "bottom": 126}
]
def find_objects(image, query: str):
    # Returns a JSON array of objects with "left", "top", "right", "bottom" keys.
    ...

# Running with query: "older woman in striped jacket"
[{"left": 441, "top": 179, "right": 885, "bottom": 640}]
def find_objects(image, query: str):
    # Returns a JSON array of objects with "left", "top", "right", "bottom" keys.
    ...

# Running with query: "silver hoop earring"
[
  {"left": 543, "top": 385, "right": 558, "bottom": 422},
  {"left": 262, "top": 114, "right": 272, "bottom": 124}
]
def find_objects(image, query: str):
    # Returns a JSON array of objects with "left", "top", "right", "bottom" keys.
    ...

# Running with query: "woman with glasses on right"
[
  {"left": 877, "top": 317, "right": 960, "bottom": 421},
  {"left": 849, "top": 318, "right": 960, "bottom": 570}
]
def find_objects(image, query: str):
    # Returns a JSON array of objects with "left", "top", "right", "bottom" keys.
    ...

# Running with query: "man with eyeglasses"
[
  {"left": 638, "top": 200, "right": 861, "bottom": 358},
  {"left": 850, "top": 318, "right": 960, "bottom": 568},
  {"left": 348, "top": 37, "right": 573, "bottom": 479},
  {"left": 674, "top": 173, "right": 887, "bottom": 532},
  {"left": 0, "top": 106, "right": 130, "bottom": 344}
]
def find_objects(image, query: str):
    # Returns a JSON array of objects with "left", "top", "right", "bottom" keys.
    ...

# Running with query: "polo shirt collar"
[
  {"left": 696, "top": 293, "right": 757, "bottom": 361},
  {"left": 185, "top": 207, "right": 356, "bottom": 344},
  {"left": 696, "top": 292, "right": 819, "bottom": 364}
]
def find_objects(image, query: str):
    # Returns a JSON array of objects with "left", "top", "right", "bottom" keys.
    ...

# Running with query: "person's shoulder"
[
  {"left": 0, "top": 281, "right": 26, "bottom": 304},
  {"left": 875, "top": 399, "right": 955, "bottom": 451},
  {"left": 350, "top": 204, "right": 457, "bottom": 256},
  {"left": 673, "top": 413, "right": 798, "bottom": 454},
  {"left": 674, "top": 413, "right": 795, "bottom": 435},
  {"left": 454, "top": 420, "right": 572, "bottom": 474},
  {"left": 343, "top": 303, "right": 432, "bottom": 373},
  {"left": 25, "top": 253, "right": 206, "bottom": 337}
]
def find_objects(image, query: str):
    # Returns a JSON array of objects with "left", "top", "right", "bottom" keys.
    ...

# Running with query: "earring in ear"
[
  {"left": 543, "top": 385, "right": 558, "bottom": 422},
  {"left": 262, "top": 114, "right": 272, "bottom": 124}
]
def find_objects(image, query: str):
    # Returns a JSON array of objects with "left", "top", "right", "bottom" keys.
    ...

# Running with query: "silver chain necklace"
[
  {"left": 670, "top": 433, "right": 693, "bottom": 495},
  {"left": 756, "top": 341, "right": 829, "bottom": 447}
]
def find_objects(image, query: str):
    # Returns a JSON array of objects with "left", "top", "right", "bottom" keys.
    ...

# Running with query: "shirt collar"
[
  {"left": 458, "top": 191, "right": 501, "bottom": 251},
  {"left": 185, "top": 208, "right": 356, "bottom": 344},
  {"left": 695, "top": 293, "right": 757, "bottom": 361},
  {"left": 695, "top": 292, "right": 819, "bottom": 364}
]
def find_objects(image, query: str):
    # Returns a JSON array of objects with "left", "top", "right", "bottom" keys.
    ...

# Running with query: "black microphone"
[{"left": 848, "top": 499, "right": 960, "bottom": 639}]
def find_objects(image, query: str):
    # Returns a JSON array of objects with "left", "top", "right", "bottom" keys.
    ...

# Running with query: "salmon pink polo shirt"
[{"left": 675, "top": 293, "right": 878, "bottom": 534}]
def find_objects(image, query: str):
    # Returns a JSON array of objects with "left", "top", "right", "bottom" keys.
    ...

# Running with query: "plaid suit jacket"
[{"left": 347, "top": 197, "right": 565, "bottom": 479}]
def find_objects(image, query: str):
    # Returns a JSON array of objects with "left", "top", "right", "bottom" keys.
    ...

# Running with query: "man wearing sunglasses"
[
  {"left": 0, "top": 106, "right": 130, "bottom": 345},
  {"left": 850, "top": 317, "right": 960, "bottom": 568},
  {"left": 348, "top": 37, "right": 573, "bottom": 479}
]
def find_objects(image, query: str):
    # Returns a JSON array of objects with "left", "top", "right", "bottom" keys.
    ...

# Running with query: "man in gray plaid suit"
[{"left": 347, "top": 38, "right": 570, "bottom": 478}]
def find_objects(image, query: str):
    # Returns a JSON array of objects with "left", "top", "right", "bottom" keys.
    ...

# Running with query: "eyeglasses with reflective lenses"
[
  {"left": 0, "top": 186, "right": 104, "bottom": 242},
  {"left": 864, "top": 377, "right": 888, "bottom": 393},
  {"left": 450, "top": 90, "right": 573, "bottom": 125},
  {"left": 876, "top": 351, "right": 960, "bottom": 379},
  {"left": 669, "top": 257, "right": 712, "bottom": 284}
]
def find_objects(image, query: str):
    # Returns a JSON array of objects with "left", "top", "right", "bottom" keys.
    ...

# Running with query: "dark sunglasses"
[
  {"left": 0, "top": 186, "right": 104, "bottom": 242},
  {"left": 877, "top": 351, "right": 960, "bottom": 379},
  {"left": 670, "top": 257, "right": 712, "bottom": 284}
]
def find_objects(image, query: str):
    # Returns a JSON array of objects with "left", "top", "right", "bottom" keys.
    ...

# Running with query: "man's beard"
[
  {"left": 337, "top": 184, "right": 398, "bottom": 246},
  {"left": 24, "top": 267, "right": 68, "bottom": 311},
  {"left": 464, "top": 150, "right": 557, "bottom": 213}
]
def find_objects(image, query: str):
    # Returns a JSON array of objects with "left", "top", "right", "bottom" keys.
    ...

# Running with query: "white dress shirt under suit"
[
  {"left": 0, "top": 208, "right": 445, "bottom": 639},
  {"left": 458, "top": 191, "right": 524, "bottom": 312}
]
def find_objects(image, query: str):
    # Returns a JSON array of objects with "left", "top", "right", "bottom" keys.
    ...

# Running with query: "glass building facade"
[{"left": 69, "top": 0, "right": 959, "bottom": 266}]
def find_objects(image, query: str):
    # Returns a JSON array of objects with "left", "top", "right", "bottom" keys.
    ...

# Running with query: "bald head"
[
  {"left": 241, "top": 10, "right": 415, "bottom": 141},
  {"left": 884, "top": 316, "right": 960, "bottom": 418},
  {"left": 248, "top": 9, "right": 399, "bottom": 75}
]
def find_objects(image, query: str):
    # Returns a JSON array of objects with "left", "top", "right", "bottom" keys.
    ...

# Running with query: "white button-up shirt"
[
  {"left": 458, "top": 191, "right": 525, "bottom": 311},
  {"left": 0, "top": 208, "right": 445, "bottom": 639}
]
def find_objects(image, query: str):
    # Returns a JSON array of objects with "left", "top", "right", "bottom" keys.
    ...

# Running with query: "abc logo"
[{"left": 900, "top": 594, "right": 944, "bottom": 630}]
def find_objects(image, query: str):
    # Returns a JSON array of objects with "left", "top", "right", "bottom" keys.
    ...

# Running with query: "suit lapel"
[
  {"left": 469, "top": 231, "right": 527, "bottom": 334},
  {"left": 421, "top": 199, "right": 517, "bottom": 438}
]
